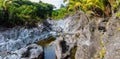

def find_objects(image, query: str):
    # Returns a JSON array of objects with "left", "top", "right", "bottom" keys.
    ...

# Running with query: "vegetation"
[
  {"left": 63, "top": 0, "right": 120, "bottom": 17},
  {"left": 52, "top": 0, "right": 120, "bottom": 20},
  {"left": 0, "top": 0, "right": 54, "bottom": 27},
  {"left": 116, "top": 12, "right": 120, "bottom": 18},
  {"left": 52, "top": 7, "right": 68, "bottom": 19},
  {"left": 0, "top": 0, "right": 120, "bottom": 27},
  {"left": 51, "top": 5, "right": 75, "bottom": 20}
]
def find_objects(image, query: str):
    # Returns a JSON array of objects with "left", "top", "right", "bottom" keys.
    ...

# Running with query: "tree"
[
  {"left": 0, "top": 0, "right": 54, "bottom": 27},
  {"left": 64, "top": 0, "right": 120, "bottom": 17}
]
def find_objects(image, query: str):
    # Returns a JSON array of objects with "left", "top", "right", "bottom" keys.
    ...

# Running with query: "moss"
[
  {"left": 117, "top": 27, "right": 120, "bottom": 31},
  {"left": 116, "top": 12, "right": 120, "bottom": 18},
  {"left": 93, "top": 33, "right": 106, "bottom": 59},
  {"left": 99, "top": 47, "right": 106, "bottom": 59},
  {"left": 71, "top": 46, "right": 77, "bottom": 59},
  {"left": 36, "top": 37, "right": 56, "bottom": 47}
]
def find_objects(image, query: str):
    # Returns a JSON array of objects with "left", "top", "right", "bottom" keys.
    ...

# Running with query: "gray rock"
[
  {"left": 0, "top": 20, "right": 61, "bottom": 57},
  {"left": 55, "top": 11, "right": 120, "bottom": 59},
  {"left": 3, "top": 44, "right": 43, "bottom": 59},
  {"left": 1, "top": 10, "right": 120, "bottom": 59},
  {"left": 0, "top": 56, "right": 2, "bottom": 59}
]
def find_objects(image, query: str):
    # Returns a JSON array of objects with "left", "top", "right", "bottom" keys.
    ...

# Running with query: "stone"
[{"left": 2, "top": 44, "right": 43, "bottom": 59}]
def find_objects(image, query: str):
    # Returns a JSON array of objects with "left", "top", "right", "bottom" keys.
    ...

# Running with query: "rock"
[
  {"left": 55, "top": 11, "right": 120, "bottom": 59},
  {"left": 0, "top": 20, "right": 60, "bottom": 57},
  {"left": 0, "top": 17, "right": 63, "bottom": 58},
  {"left": 0, "top": 10, "right": 120, "bottom": 59},
  {"left": 55, "top": 11, "right": 97, "bottom": 59},
  {"left": 2, "top": 44, "right": 43, "bottom": 59},
  {"left": 55, "top": 34, "right": 77, "bottom": 59},
  {"left": 103, "top": 17, "right": 120, "bottom": 59},
  {"left": 0, "top": 56, "right": 2, "bottom": 59}
]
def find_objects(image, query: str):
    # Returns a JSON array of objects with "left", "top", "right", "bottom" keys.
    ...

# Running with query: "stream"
[
  {"left": 36, "top": 37, "right": 56, "bottom": 59},
  {"left": 44, "top": 45, "right": 56, "bottom": 59}
]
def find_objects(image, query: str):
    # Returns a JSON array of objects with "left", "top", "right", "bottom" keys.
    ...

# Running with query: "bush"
[
  {"left": 52, "top": 7, "right": 68, "bottom": 19},
  {"left": 0, "top": 0, "right": 54, "bottom": 27},
  {"left": 64, "top": 0, "right": 120, "bottom": 17}
]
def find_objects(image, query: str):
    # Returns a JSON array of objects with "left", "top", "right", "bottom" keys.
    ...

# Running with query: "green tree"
[
  {"left": 52, "top": 7, "right": 67, "bottom": 19},
  {"left": 64, "top": 0, "right": 120, "bottom": 17},
  {"left": 0, "top": 0, "right": 54, "bottom": 27}
]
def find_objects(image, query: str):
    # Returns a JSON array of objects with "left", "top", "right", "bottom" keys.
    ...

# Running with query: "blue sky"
[{"left": 29, "top": 0, "right": 65, "bottom": 9}]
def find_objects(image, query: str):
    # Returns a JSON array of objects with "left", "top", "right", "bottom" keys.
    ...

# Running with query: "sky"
[{"left": 29, "top": 0, "right": 66, "bottom": 9}]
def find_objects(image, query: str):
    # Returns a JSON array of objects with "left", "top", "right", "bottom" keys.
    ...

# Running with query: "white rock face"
[
  {"left": 0, "top": 20, "right": 62, "bottom": 59},
  {"left": 2, "top": 44, "right": 43, "bottom": 59},
  {"left": 0, "top": 27, "right": 51, "bottom": 55}
]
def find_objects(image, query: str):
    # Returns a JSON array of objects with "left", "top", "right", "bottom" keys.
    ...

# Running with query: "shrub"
[
  {"left": 64, "top": 0, "right": 120, "bottom": 17},
  {"left": 52, "top": 7, "right": 68, "bottom": 19},
  {"left": 0, "top": 0, "right": 54, "bottom": 27}
]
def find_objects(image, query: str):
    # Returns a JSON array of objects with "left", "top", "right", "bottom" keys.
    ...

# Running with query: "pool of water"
[
  {"left": 36, "top": 37, "right": 56, "bottom": 59},
  {"left": 44, "top": 45, "right": 56, "bottom": 59}
]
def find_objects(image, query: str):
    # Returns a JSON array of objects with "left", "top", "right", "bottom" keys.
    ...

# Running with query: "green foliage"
[
  {"left": 99, "top": 47, "right": 106, "bottom": 59},
  {"left": 51, "top": 4, "right": 76, "bottom": 20},
  {"left": 64, "top": 0, "right": 120, "bottom": 17},
  {"left": 52, "top": 0, "right": 108, "bottom": 19},
  {"left": 0, "top": 0, "right": 3, "bottom": 7},
  {"left": 52, "top": 7, "right": 68, "bottom": 19},
  {"left": 112, "top": 0, "right": 120, "bottom": 11},
  {"left": 116, "top": 12, "right": 120, "bottom": 18},
  {"left": 64, "top": 0, "right": 105, "bottom": 11},
  {"left": 0, "top": 8, "right": 4, "bottom": 21},
  {"left": 0, "top": 0, "right": 54, "bottom": 27}
]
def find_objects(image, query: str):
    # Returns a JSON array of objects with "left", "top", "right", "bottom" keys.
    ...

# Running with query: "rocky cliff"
[
  {"left": 0, "top": 11, "right": 120, "bottom": 59},
  {"left": 55, "top": 11, "right": 120, "bottom": 59}
]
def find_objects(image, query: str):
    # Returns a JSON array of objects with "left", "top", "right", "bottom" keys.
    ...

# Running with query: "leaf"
[
  {"left": 87, "top": 0, "right": 92, "bottom": 3},
  {"left": 75, "top": 2, "right": 81, "bottom": 6}
]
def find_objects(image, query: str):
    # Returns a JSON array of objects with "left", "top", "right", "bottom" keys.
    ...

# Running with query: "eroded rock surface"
[
  {"left": 55, "top": 11, "right": 120, "bottom": 59},
  {"left": 0, "top": 11, "right": 120, "bottom": 59},
  {"left": 0, "top": 44, "right": 43, "bottom": 59},
  {"left": 0, "top": 20, "right": 60, "bottom": 58}
]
